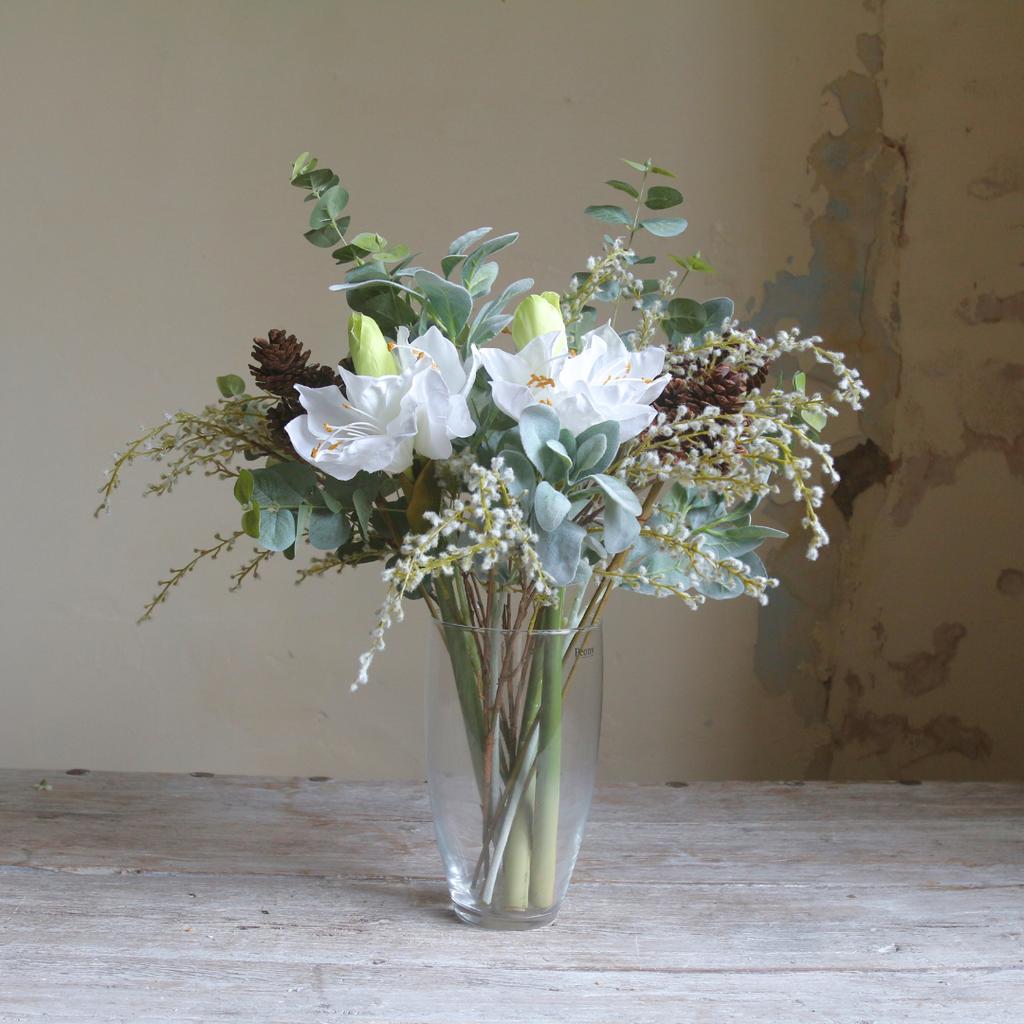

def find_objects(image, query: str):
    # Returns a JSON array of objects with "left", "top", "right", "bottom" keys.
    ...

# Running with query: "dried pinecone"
[
  {"left": 249, "top": 328, "right": 342, "bottom": 398},
  {"left": 249, "top": 328, "right": 344, "bottom": 448},
  {"left": 265, "top": 398, "right": 304, "bottom": 448},
  {"left": 723, "top": 330, "right": 772, "bottom": 391},
  {"left": 653, "top": 363, "right": 751, "bottom": 420}
]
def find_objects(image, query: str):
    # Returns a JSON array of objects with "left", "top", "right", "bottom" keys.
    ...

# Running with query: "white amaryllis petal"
[
  {"left": 285, "top": 369, "right": 420, "bottom": 480},
  {"left": 479, "top": 322, "right": 669, "bottom": 440},
  {"left": 392, "top": 326, "right": 480, "bottom": 455}
]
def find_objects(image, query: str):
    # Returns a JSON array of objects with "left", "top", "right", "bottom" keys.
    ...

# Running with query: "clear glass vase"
[{"left": 426, "top": 614, "right": 603, "bottom": 929}]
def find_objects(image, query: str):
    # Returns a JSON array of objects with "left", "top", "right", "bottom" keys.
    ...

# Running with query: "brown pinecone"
[
  {"left": 249, "top": 328, "right": 342, "bottom": 397},
  {"left": 265, "top": 397, "right": 304, "bottom": 448},
  {"left": 709, "top": 329, "right": 772, "bottom": 394},
  {"left": 249, "top": 328, "right": 345, "bottom": 450},
  {"left": 653, "top": 363, "right": 750, "bottom": 420}
]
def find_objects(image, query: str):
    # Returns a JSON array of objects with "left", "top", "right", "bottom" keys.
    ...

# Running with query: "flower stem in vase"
[
  {"left": 435, "top": 582, "right": 487, "bottom": 801},
  {"left": 500, "top": 626, "right": 545, "bottom": 909},
  {"left": 530, "top": 602, "right": 564, "bottom": 909}
]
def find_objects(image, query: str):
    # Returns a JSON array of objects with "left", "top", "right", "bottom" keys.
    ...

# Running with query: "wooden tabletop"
[{"left": 0, "top": 771, "right": 1021, "bottom": 1022}]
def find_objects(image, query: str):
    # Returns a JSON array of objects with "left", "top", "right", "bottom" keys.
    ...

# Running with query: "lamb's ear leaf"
[
  {"left": 601, "top": 502, "right": 640, "bottom": 555},
  {"left": 701, "top": 524, "right": 787, "bottom": 558},
  {"left": 573, "top": 420, "right": 619, "bottom": 477},
  {"left": 519, "top": 404, "right": 561, "bottom": 472},
  {"left": 534, "top": 519, "right": 586, "bottom": 586},
  {"left": 572, "top": 432, "right": 607, "bottom": 477},
  {"left": 414, "top": 269, "right": 473, "bottom": 340},
  {"left": 448, "top": 226, "right": 492, "bottom": 257},
  {"left": 533, "top": 481, "right": 572, "bottom": 533},
  {"left": 588, "top": 473, "right": 642, "bottom": 515},
  {"left": 498, "top": 449, "right": 536, "bottom": 497}
]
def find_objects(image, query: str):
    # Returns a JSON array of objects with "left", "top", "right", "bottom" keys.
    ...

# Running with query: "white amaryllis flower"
[
  {"left": 285, "top": 368, "right": 421, "bottom": 480},
  {"left": 478, "top": 322, "right": 669, "bottom": 440},
  {"left": 285, "top": 328, "right": 479, "bottom": 480},
  {"left": 391, "top": 325, "right": 480, "bottom": 457}
]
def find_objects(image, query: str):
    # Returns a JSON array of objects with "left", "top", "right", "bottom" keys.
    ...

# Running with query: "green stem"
[
  {"left": 496, "top": 748, "right": 533, "bottom": 910},
  {"left": 435, "top": 582, "right": 487, "bottom": 801},
  {"left": 611, "top": 165, "right": 650, "bottom": 330},
  {"left": 481, "top": 727, "right": 538, "bottom": 904},
  {"left": 529, "top": 602, "right": 564, "bottom": 909},
  {"left": 486, "top": 591, "right": 506, "bottom": 824},
  {"left": 497, "top": 627, "right": 544, "bottom": 910}
]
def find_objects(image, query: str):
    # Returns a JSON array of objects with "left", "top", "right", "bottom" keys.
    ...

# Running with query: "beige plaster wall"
[{"left": 0, "top": 0, "right": 1019, "bottom": 781}]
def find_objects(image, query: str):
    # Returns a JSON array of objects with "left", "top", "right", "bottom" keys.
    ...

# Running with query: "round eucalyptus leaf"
[
  {"left": 640, "top": 217, "right": 688, "bottom": 237},
  {"left": 584, "top": 204, "right": 633, "bottom": 226},
  {"left": 664, "top": 297, "right": 707, "bottom": 336},
  {"left": 644, "top": 186, "right": 683, "bottom": 210}
]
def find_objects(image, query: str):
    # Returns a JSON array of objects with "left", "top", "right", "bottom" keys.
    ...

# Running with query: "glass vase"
[{"left": 425, "top": 614, "right": 603, "bottom": 929}]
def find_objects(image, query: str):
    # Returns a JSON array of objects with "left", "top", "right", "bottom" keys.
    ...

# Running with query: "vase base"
[{"left": 451, "top": 899, "right": 560, "bottom": 930}]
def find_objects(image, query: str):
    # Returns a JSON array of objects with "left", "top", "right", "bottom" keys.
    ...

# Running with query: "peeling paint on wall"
[
  {"left": 750, "top": 9, "right": 907, "bottom": 739},
  {"left": 750, "top": 64, "right": 905, "bottom": 437},
  {"left": 957, "top": 291, "right": 1024, "bottom": 325},
  {"left": 831, "top": 439, "right": 893, "bottom": 520},
  {"left": 968, "top": 154, "right": 1024, "bottom": 200},
  {"left": 747, "top": 5, "right": 1023, "bottom": 781},
  {"left": 890, "top": 424, "right": 1024, "bottom": 526},
  {"left": 807, "top": 672, "right": 993, "bottom": 779},
  {"left": 887, "top": 622, "right": 967, "bottom": 697}
]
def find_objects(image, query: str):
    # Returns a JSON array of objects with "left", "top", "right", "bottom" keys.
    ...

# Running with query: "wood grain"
[{"left": 1, "top": 771, "right": 1021, "bottom": 1022}]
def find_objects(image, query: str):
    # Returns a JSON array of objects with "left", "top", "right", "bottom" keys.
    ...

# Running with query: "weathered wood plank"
[
  {"left": 1, "top": 963, "right": 1021, "bottom": 1024},
  {"left": 0, "top": 771, "right": 1022, "bottom": 1022},
  {"left": 2, "top": 869, "right": 1022, "bottom": 972},
  {"left": 3, "top": 773, "right": 1022, "bottom": 886}
]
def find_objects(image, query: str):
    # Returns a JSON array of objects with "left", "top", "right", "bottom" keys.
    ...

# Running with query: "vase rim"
[{"left": 428, "top": 616, "right": 602, "bottom": 638}]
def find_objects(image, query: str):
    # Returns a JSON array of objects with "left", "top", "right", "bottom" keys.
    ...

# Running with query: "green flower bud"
[
  {"left": 348, "top": 313, "right": 397, "bottom": 377},
  {"left": 511, "top": 293, "right": 566, "bottom": 354}
]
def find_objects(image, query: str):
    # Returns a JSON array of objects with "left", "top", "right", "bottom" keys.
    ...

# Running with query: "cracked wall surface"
[{"left": 750, "top": 0, "right": 1024, "bottom": 781}]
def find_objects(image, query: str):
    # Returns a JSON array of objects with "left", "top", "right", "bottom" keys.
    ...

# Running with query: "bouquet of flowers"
[{"left": 99, "top": 154, "right": 866, "bottom": 926}]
